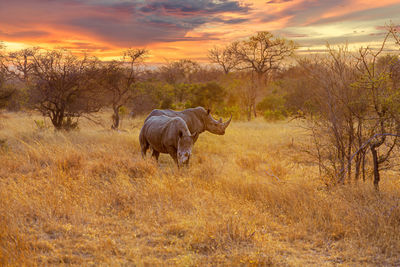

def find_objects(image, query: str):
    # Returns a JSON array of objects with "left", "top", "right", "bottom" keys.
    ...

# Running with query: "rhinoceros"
[
  {"left": 144, "top": 107, "right": 231, "bottom": 143},
  {"left": 139, "top": 115, "right": 196, "bottom": 166}
]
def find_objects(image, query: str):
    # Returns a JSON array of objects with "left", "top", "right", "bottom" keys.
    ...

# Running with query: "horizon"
[{"left": 1, "top": 0, "right": 399, "bottom": 63}]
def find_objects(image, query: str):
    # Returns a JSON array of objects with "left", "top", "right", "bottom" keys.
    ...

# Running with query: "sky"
[{"left": 0, "top": 0, "right": 399, "bottom": 62}]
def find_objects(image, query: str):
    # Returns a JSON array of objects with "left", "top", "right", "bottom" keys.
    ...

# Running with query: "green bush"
[
  {"left": 257, "top": 94, "right": 289, "bottom": 121},
  {"left": 257, "top": 94, "right": 285, "bottom": 112},
  {"left": 263, "top": 109, "right": 286, "bottom": 121},
  {"left": 216, "top": 105, "right": 242, "bottom": 120},
  {"left": 191, "top": 82, "right": 226, "bottom": 110}
]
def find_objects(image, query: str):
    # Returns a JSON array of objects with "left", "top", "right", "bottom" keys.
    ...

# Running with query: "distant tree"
[
  {"left": 225, "top": 73, "right": 258, "bottom": 121},
  {"left": 208, "top": 42, "right": 240, "bottom": 74},
  {"left": 0, "top": 48, "right": 38, "bottom": 111},
  {"left": 353, "top": 33, "right": 400, "bottom": 190},
  {"left": 130, "top": 81, "right": 174, "bottom": 115},
  {"left": 275, "top": 65, "right": 318, "bottom": 115},
  {"left": 0, "top": 87, "right": 14, "bottom": 109},
  {"left": 300, "top": 46, "right": 362, "bottom": 184},
  {"left": 99, "top": 48, "right": 147, "bottom": 129},
  {"left": 301, "top": 31, "right": 400, "bottom": 190},
  {"left": 191, "top": 82, "right": 226, "bottom": 110},
  {"left": 234, "top": 32, "right": 297, "bottom": 79},
  {"left": 232, "top": 31, "right": 297, "bottom": 119},
  {"left": 160, "top": 59, "right": 200, "bottom": 83},
  {"left": 0, "top": 44, "right": 14, "bottom": 108},
  {"left": 193, "top": 65, "right": 223, "bottom": 83},
  {"left": 5, "top": 48, "right": 37, "bottom": 82},
  {"left": 29, "top": 49, "right": 103, "bottom": 130},
  {"left": 160, "top": 59, "right": 201, "bottom": 104}
]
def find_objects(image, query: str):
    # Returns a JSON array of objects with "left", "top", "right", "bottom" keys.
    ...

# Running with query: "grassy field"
[{"left": 0, "top": 112, "right": 400, "bottom": 266}]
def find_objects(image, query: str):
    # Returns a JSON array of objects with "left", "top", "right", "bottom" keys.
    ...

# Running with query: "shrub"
[
  {"left": 257, "top": 94, "right": 285, "bottom": 112},
  {"left": 216, "top": 105, "right": 242, "bottom": 120},
  {"left": 263, "top": 109, "right": 286, "bottom": 121},
  {"left": 191, "top": 82, "right": 226, "bottom": 110},
  {"left": 257, "top": 94, "right": 288, "bottom": 121}
]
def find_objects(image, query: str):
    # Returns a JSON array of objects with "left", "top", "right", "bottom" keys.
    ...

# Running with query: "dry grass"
[{"left": 0, "top": 112, "right": 400, "bottom": 266}]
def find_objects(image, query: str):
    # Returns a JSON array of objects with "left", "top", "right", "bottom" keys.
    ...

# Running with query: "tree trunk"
[
  {"left": 112, "top": 106, "right": 120, "bottom": 130},
  {"left": 362, "top": 153, "right": 366, "bottom": 182},
  {"left": 370, "top": 144, "right": 380, "bottom": 190},
  {"left": 51, "top": 110, "right": 64, "bottom": 130},
  {"left": 354, "top": 153, "right": 361, "bottom": 182},
  {"left": 252, "top": 102, "right": 257, "bottom": 118},
  {"left": 247, "top": 105, "right": 252, "bottom": 121}
]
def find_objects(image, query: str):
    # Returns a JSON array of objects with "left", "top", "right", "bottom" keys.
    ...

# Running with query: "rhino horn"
[{"left": 223, "top": 115, "right": 232, "bottom": 129}]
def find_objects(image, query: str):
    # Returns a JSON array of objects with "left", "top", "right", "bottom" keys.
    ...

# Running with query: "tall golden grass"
[{"left": 0, "top": 112, "right": 399, "bottom": 265}]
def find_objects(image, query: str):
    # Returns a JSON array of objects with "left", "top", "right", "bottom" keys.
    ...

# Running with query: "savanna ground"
[{"left": 0, "top": 112, "right": 400, "bottom": 266}]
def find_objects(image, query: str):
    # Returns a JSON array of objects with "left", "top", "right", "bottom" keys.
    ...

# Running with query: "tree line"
[
  {"left": 0, "top": 31, "right": 296, "bottom": 129},
  {"left": 1, "top": 26, "right": 400, "bottom": 189}
]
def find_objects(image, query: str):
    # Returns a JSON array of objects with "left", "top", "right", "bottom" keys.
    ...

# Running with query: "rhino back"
[
  {"left": 145, "top": 109, "right": 180, "bottom": 122},
  {"left": 145, "top": 108, "right": 205, "bottom": 136}
]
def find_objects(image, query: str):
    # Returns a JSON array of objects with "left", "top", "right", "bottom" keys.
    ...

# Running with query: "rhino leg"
[
  {"left": 152, "top": 150, "right": 160, "bottom": 161},
  {"left": 167, "top": 148, "right": 179, "bottom": 167},
  {"left": 140, "top": 139, "right": 149, "bottom": 158},
  {"left": 139, "top": 130, "right": 149, "bottom": 158},
  {"left": 183, "top": 156, "right": 190, "bottom": 167}
]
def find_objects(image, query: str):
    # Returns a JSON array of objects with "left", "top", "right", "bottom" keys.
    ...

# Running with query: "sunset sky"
[{"left": 0, "top": 0, "right": 399, "bottom": 62}]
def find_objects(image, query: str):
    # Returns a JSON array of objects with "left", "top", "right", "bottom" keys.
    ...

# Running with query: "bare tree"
[
  {"left": 234, "top": 32, "right": 297, "bottom": 79},
  {"left": 100, "top": 48, "right": 147, "bottom": 129},
  {"left": 232, "top": 31, "right": 297, "bottom": 119},
  {"left": 159, "top": 59, "right": 200, "bottom": 103},
  {"left": 29, "top": 49, "right": 103, "bottom": 130},
  {"left": 208, "top": 42, "right": 240, "bottom": 74},
  {"left": 302, "top": 30, "right": 400, "bottom": 190},
  {"left": 300, "top": 46, "right": 363, "bottom": 184},
  {"left": 160, "top": 59, "right": 200, "bottom": 84},
  {"left": 353, "top": 31, "right": 399, "bottom": 190},
  {"left": 0, "top": 43, "right": 15, "bottom": 108},
  {"left": 5, "top": 48, "right": 38, "bottom": 82}
]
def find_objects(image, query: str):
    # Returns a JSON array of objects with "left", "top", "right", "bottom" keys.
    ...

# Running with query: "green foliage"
[
  {"left": 132, "top": 82, "right": 175, "bottom": 114},
  {"left": 7, "top": 86, "right": 30, "bottom": 111},
  {"left": 257, "top": 94, "right": 285, "bottom": 112},
  {"left": 118, "top": 106, "right": 127, "bottom": 116},
  {"left": 191, "top": 82, "right": 226, "bottom": 109},
  {"left": 215, "top": 105, "right": 242, "bottom": 120},
  {"left": 0, "top": 85, "right": 15, "bottom": 109},
  {"left": 139, "top": 81, "right": 226, "bottom": 112},
  {"left": 160, "top": 96, "right": 173, "bottom": 109},
  {"left": 263, "top": 110, "right": 286, "bottom": 121},
  {"left": 257, "top": 94, "right": 288, "bottom": 121},
  {"left": 173, "top": 83, "right": 193, "bottom": 103}
]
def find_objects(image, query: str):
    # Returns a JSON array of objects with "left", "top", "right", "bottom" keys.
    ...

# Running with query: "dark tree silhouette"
[
  {"left": 29, "top": 49, "right": 103, "bottom": 130},
  {"left": 100, "top": 49, "right": 147, "bottom": 130}
]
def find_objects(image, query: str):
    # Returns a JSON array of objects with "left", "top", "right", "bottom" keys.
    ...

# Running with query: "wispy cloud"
[
  {"left": 0, "top": 0, "right": 250, "bottom": 46},
  {"left": 0, "top": 0, "right": 398, "bottom": 61}
]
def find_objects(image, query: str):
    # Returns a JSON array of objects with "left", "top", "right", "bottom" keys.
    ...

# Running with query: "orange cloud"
[{"left": 0, "top": 0, "right": 398, "bottom": 62}]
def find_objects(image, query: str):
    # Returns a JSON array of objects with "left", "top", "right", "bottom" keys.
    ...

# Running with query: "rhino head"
[
  {"left": 177, "top": 131, "right": 196, "bottom": 166},
  {"left": 203, "top": 109, "right": 232, "bottom": 135}
]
